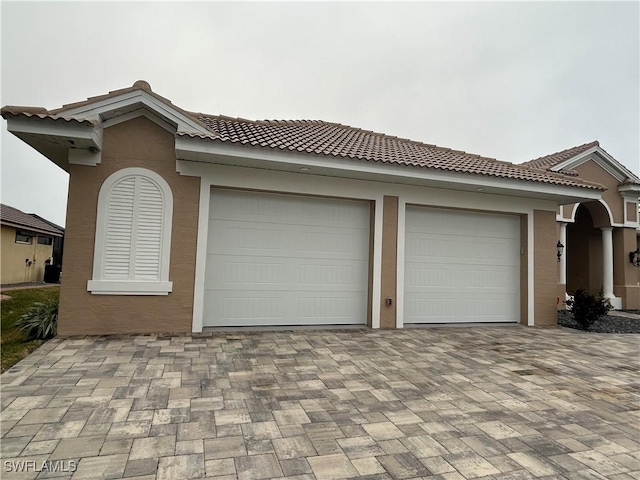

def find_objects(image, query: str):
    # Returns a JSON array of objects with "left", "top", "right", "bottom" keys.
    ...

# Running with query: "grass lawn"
[{"left": 1, "top": 286, "right": 60, "bottom": 372}]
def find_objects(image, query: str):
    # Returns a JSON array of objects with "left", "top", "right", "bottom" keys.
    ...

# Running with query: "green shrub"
[
  {"left": 14, "top": 298, "right": 58, "bottom": 340},
  {"left": 566, "top": 289, "right": 611, "bottom": 330}
]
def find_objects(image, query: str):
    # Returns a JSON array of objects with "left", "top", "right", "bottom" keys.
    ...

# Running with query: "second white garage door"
[
  {"left": 203, "top": 189, "right": 370, "bottom": 327},
  {"left": 404, "top": 206, "right": 520, "bottom": 324}
]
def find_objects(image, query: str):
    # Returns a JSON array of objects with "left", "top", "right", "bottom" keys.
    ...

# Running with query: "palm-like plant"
[{"left": 15, "top": 298, "right": 58, "bottom": 339}]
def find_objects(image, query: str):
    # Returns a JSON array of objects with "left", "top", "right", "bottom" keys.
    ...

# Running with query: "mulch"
[{"left": 558, "top": 310, "right": 640, "bottom": 334}]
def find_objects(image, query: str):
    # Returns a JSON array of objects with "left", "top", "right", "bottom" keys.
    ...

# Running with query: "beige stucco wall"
[
  {"left": 58, "top": 116, "right": 200, "bottom": 335},
  {"left": 380, "top": 196, "right": 398, "bottom": 329},
  {"left": 1, "top": 225, "right": 55, "bottom": 285},
  {"left": 613, "top": 227, "right": 640, "bottom": 309},
  {"left": 561, "top": 160, "right": 625, "bottom": 225},
  {"left": 534, "top": 210, "right": 558, "bottom": 326},
  {"left": 626, "top": 202, "right": 638, "bottom": 223}
]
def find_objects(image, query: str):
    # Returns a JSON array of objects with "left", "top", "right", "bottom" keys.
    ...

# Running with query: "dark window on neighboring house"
[
  {"left": 15, "top": 230, "right": 33, "bottom": 244},
  {"left": 37, "top": 236, "right": 53, "bottom": 245}
]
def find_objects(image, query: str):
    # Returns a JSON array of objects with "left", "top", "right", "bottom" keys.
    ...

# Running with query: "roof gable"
[
  {"left": 551, "top": 147, "right": 639, "bottom": 185},
  {"left": 49, "top": 81, "right": 212, "bottom": 136},
  {"left": 523, "top": 141, "right": 639, "bottom": 186}
]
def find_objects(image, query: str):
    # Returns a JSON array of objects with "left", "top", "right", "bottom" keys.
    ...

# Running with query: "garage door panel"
[
  {"left": 209, "top": 221, "right": 367, "bottom": 259},
  {"left": 204, "top": 291, "right": 364, "bottom": 326},
  {"left": 407, "top": 209, "right": 518, "bottom": 239},
  {"left": 205, "top": 255, "right": 368, "bottom": 290},
  {"left": 204, "top": 189, "right": 369, "bottom": 327},
  {"left": 405, "top": 206, "right": 520, "bottom": 324},
  {"left": 407, "top": 235, "right": 518, "bottom": 266},
  {"left": 210, "top": 258, "right": 287, "bottom": 286},
  {"left": 211, "top": 190, "right": 368, "bottom": 228},
  {"left": 406, "top": 263, "right": 519, "bottom": 291},
  {"left": 406, "top": 294, "right": 519, "bottom": 323}
]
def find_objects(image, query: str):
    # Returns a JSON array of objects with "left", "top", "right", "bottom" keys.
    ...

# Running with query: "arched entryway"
[
  {"left": 561, "top": 200, "right": 621, "bottom": 308},
  {"left": 567, "top": 204, "right": 604, "bottom": 292}
]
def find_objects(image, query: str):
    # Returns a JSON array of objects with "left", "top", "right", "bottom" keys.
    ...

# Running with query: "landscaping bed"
[
  {"left": 0, "top": 286, "right": 59, "bottom": 372},
  {"left": 558, "top": 310, "right": 640, "bottom": 334}
]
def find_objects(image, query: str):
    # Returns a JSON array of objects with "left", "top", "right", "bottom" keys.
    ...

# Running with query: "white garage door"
[
  {"left": 404, "top": 206, "right": 520, "bottom": 324},
  {"left": 203, "top": 189, "right": 370, "bottom": 327}
]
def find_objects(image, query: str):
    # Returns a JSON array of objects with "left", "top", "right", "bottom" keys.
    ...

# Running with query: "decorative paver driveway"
[{"left": 1, "top": 326, "right": 638, "bottom": 479}]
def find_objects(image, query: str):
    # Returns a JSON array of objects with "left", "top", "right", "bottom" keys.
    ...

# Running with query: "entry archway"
[{"left": 563, "top": 200, "right": 620, "bottom": 308}]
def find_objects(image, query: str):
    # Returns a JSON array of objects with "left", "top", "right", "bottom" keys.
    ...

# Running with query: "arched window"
[{"left": 87, "top": 168, "right": 173, "bottom": 295}]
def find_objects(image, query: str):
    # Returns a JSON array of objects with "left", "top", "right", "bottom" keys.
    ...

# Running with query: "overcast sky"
[{"left": 2, "top": 1, "right": 638, "bottom": 227}]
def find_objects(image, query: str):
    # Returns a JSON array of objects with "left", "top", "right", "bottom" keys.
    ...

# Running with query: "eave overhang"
[
  {"left": 2, "top": 87, "right": 212, "bottom": 172},
  {"left": 175, "top": 135, "right": 604, "bottom": 206},
  {"left": 2, "top": 112, "right": 102, "bottom": 171}
]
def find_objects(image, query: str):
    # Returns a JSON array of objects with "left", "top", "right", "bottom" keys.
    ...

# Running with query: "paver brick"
[{"left": 0, "top": 327, "right": 638, "bottom": 480}]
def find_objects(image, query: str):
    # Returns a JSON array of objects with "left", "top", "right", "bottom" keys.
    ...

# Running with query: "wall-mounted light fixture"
[
  {"left": 629, "top": 249, "right": 640, "bottom": 267},
  {"left": 556, "top": 241, "right": 564, "bottom": 262}
]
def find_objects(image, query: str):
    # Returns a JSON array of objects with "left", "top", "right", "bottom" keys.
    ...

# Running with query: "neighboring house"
[
  {"left": 522, "top": 144, "right": 640, "bottom": 310},
  {"left": 29, "top": 214, "right": 66, "bottom": 269},
  {"left": 0, "top": 204, "right": 64, "bottom": 285},
  {"left": 2, "top": 81, "right": 638, "bottom": 335}
]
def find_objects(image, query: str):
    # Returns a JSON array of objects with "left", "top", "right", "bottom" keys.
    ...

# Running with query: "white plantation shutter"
[
  {"left": 104, "top": 177, "right": 135, "bottom": 279},
  {"left": 88, "top": 168, "right": 173, "bottom": 295},
  {"left": 134, "top": 177, "right": 164, "bottom": 280}
]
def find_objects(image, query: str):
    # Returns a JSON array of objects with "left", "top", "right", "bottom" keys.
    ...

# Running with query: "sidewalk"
[{"left": 0, "top": 282, "right": 60, "bottom": 292}]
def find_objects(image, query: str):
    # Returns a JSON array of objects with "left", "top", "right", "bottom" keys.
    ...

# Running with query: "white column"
[
  {"left": 601, "top": 227, "right": 617, "bottom": 305},
  {"left": 559, "top": 222, "right": 567, "bottom": 286}
]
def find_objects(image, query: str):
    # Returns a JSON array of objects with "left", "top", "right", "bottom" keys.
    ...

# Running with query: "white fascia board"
[
  {"left": 59, "top": 90, "right": 210, "bottom": 136},
  {"left": 6, "top": 115, "right": 102, "bottom": 149},
  {"left": 551, "top": 147, "right": 636, "bottom": 183},
  {"left": 175, "top": 136, "right": 603, "bottom": 204}
]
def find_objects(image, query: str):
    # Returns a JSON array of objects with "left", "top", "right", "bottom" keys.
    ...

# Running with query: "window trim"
[
  {"left": 15, "top": 230, "right": 34, "bottom": 244},
  {"left": 87, "top": 167, "right": 173, "bottom": 295},
  {"left": 37, "top": 235, "right": 53, "bottom": 245}
]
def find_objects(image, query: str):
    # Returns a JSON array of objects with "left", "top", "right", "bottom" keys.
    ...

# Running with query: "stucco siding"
[
  {"left": 58, "top": 116, "right": 200, "bottom": 335},
  {"left": 534, "top": 210, "right": 557, "bottom": 326},
  {"left": 574, "top": 161, "right": 624, "bottom": 224},
  {"left": 380, "top": 196, "right": 398, "bottom": 329},
  {"left": 613, "top": 227, "right": 640, "bottom": 309}
]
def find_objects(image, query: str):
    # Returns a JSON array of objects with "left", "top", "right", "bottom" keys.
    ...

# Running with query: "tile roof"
[
  {"left": 186, "top": 116, "right": 605, "bottom": 190},
  {"left": 0, "top": 204, "right": 64, "bottom": 236},
  {"left": 1, "top": 81, "right": 607, "bottom": 191},
  {"left": 521, "top": 141, "right": 600, "bottom": 171},
  {"left": 0, "top": 110, "right": 97, "bottom": 126}
]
